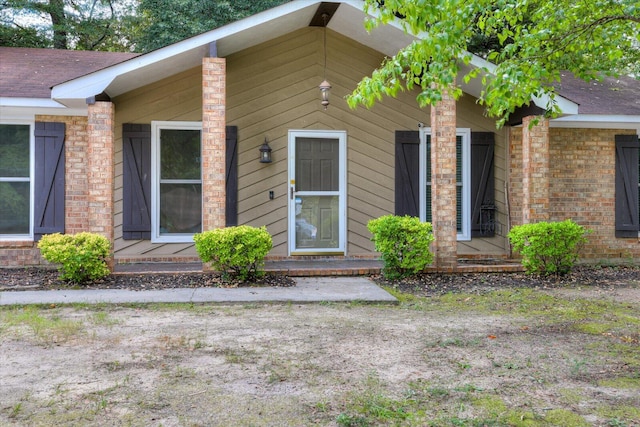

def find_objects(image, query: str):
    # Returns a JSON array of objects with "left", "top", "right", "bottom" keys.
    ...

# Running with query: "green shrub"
[
  {"left": 38, "top": 232, "right": 111, "bottom": 284},
  {"left": 508, "top": 220, "right": 590, "bottom": 276},
  {"left": 193, "top": 225, "right": 272, "bottom": 281},
  {"left": 367, "top": 215, "right": 434, "bottom": 279}
]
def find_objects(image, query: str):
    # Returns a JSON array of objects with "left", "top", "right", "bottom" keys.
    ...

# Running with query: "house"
[{"left": 1, "top": 0, "right": 639, "bottom": 270}]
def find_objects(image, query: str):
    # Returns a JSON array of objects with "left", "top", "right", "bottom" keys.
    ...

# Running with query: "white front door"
[{"left": 288, "top": 130, "right": 346, "bottom": 255}]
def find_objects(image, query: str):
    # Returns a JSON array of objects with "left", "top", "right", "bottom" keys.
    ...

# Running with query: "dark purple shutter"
[
  {"left": 471, "top": 132, "right": 495, "bottom": 237},
  {"left": 34, "top": 122, "right": 65, "bottom": 240},
  {"left": 122, "top": 124, "right": 151, "bottom": 240},
  {"left": 395, "top": 131, "right": 420, "bottom": 217},
  {"left": 226, "top": 126, "right": 238, "bottom": 227},
  {"left": 615, "top": 135, "right": 640, "bottom": 238}
]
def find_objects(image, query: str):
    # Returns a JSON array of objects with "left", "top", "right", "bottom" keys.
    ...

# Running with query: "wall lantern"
[
  {"left": 319, "top": 80, "right": 331, "bottom": 110},
  {"left": 319, "top": 13, "right": 331, "bottom": 110},
  {"left": 259, "top": 138, "right": 272, "bottom": 163}
]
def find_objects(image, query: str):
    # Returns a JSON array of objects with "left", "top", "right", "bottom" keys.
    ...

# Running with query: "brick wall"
[
  {"left": 430, "top": 91, "right": 458, "bottom": 271},
  {"left": 509, "top": 127, "right": 524, "bottom": 227},
  {"left": 521, "top": 116, "right": 550, "bottom": 223},
  {"left": 201, "top": 57, "right": 226, "bottom": 232},
  {"left": 87, "top": 102, "right": 115, "bottom": 268},
  {"left": 511, "top": 126, "right": 640, "bottom": 261}
]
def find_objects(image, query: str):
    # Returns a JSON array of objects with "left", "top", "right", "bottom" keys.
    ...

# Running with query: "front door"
[{"left": 288, "top": 130, "right": 346, "bottom": 255}]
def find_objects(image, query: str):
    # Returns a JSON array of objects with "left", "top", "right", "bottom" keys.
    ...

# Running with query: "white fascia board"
[
  {"left": 531, "top": 93, "right": 579, "bottom": 115},
  {"left": 51, "top": 74, "right": 116, "bottom": 106},
  {"left": 550, "top": 114, "right": 640, "bottom": 132},
  {"left": 51, "top": 0, "right": 322, "bottom": 103},
  {"left": 0, "top": 97, "right": 87, "bottom": 120},
  {"left": 1, "top": 97, "right": 66, "bottom": 108}
]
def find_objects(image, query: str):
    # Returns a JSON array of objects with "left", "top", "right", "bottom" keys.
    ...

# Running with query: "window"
[
  {"left": 420, "top": 128, "right": 471, "bottom": 241},
  {"left": 0, "top": 123, "right": 33, "bottom": 239},
  {"left": 151, "top": 121, "right": 202, "bottom": 243}
]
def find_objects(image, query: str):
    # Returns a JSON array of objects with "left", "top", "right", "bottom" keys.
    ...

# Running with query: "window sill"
[{"left": 0, "top": 240, "right": 36, "bottom": 248}]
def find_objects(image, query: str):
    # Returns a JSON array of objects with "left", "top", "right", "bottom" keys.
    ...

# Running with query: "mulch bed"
[
  {"left": 374, "top": 265, "right": 639, "bottom": 297},
  {"left": 0, "top": 269, "right": 296, "bottom": 291},
  {"left": 1, "top": 265, "right": 638, "bottom": 294}
]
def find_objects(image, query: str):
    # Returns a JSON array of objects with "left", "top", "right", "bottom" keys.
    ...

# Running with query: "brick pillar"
[
  {"left": 430, "top": 92, "right": 458, "bottom": 271},
  {"left": 202, "top": 57, "right": 226, "bottom": 232},
  {"left": 87, "top": 101, "right": 115, "bottom": 269},
  {"left": 521, "top": 116, "right": 550, "bottom": 223}
]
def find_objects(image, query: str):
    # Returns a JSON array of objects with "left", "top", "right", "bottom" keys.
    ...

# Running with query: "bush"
[
  {"left": 193, "top": 225, "right": 272, "bottom": 281},
  {"left": 508, "top": 220, "right": 590, "bottom": 276},
  {"left": 38, "top": 232, "right": 111, "bottom": 283},
  {"left": 367, "top": 215, "right": 434, "bottom": 279}
]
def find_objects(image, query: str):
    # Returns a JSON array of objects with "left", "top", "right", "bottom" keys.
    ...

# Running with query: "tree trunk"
[{"left": 49, "top": 0, "right": 68, "bottom": 49}]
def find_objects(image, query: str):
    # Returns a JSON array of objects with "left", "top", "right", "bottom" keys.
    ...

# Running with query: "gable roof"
[{"left": 49, "top": 0, "right": 512, "bottom": 110}]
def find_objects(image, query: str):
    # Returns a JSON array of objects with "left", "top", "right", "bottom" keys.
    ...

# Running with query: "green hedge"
[
  {"left": 508, "top": 220, "right": 590, "bottom": 276},
  {"left": 38, "top": 232, "right": 111, "bottom": 284},
  {"left": 194, "top": 225, "right": 272, "bottom": 281},
  {"left": 368, "top": 215, "right": 434, "bottom": 279}
]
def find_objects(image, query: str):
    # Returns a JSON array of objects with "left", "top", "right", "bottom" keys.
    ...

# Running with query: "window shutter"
[
  {"left": 226, "top": 126, "right": 238, "bottom": 227},
  {"left": 34, "top": 122, "right": 65, "bottom": 240},
  {"left": 395, "top": 131, "right": 420, "bottom": 217},
  {"left": 122, "top": 123, "right": 151, "bottom": 240},
  {"left": 615, "top": 135, "right": 640, "bottom": 238},
  {"left": 470, "top": 132, "right": 495, "bottom": 237}
]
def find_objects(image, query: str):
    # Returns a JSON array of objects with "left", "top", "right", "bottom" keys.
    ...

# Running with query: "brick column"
[
  {"left": 430, "top": 92, "right": 458, "bottom": 271},
  {"left": 202, "top": 57, "right": 226, "bottom": 232},
  {"left": 521, "top": 116, "right": 550, "bottom": 223},
  {"left": 87, "top": 101, "right": 115, "bottom": 269}
]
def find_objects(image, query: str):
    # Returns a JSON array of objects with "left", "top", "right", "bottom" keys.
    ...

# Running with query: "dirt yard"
[{"left": 1, "top": 284, "right": 639, "bottom": 426}]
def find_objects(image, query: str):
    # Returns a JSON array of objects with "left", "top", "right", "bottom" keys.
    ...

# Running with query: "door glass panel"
[
  {"left": 295, "top": 195, "right": 339, "bottom": 249},
  {"left": 295, "top": 138, "right": 338, "bottom": 191}
]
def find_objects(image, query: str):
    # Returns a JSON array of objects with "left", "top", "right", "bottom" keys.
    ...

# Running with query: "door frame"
[{"left": 287, "top": 130, "right": 347, "bottom": 255}]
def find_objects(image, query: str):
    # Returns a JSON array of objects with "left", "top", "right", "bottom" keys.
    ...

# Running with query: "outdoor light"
[
  {"left": 319, "top": 13, "right": 331, "bottom": 110},
  {"left": 259, "top": 138, "right": 272, "bottom": 163},
  {"left": 319, "top": 79, "right": 331, "bottom": 109}
]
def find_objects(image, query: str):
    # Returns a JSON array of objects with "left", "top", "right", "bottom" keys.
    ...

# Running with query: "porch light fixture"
[
  {"left": 259, "top": 138, "right": 272, "bottom": 163},
  {"left": 319, "top": 13, "right": 331, "bottom": 110},
  {"left": 319, "top": 79, "right": 331, "bottom": 109}
]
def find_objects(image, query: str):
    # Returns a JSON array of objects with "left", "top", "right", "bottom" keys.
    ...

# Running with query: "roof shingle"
[
  {"left": 555, "top": 72, "right": 640, "bottom": 115},
  {"left": 0, "top": 47, "right": 138, "bottom": 99}
]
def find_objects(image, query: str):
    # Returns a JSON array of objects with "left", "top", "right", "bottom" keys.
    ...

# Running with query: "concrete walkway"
[{"left": 0, "top": 277, "right": 397, "bottom": 306}]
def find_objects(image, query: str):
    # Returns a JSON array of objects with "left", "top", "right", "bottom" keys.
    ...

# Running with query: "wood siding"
[
  {"left": 113, "top": 67, "right": 202, "bottom": 259},
  {"left": 111, "top": 27, "right": 509, "bottom": 259},
  {"left": 227, "top": 27, "right": 508, "bottom": 256}
]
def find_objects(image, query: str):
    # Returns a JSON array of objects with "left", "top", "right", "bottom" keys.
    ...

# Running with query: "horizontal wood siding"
[
  {"left": 228, "top": 27, "right": 508, "bottom": 256},
  {"left": 113, "top": 67, "right": 202, "bottom": 259},
  {"left": 227, "top": 28, "right": 428, "bottom": 256},
  {"left": 111, "top": 27, "right": 508, "bottom": 259}
]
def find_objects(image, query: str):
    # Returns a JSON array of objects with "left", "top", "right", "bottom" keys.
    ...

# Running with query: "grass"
[
  {"left": 0, "top": 305, "right": 84, "bottom": 344},
  {"left": 398, "top": 287, "right": 640, "bottom": 339},
  {"left": 327, "top": 287, "right": 640, "bottom": 426},
  {"left": 1, "top": 285, "right": 639, "bottom": 426}
]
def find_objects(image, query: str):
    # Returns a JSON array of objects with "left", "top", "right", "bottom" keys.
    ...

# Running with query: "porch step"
[
  {"left": 264, "top": 259, "right": 383, "bottom": 277},
  {"left": 113, "top": 259, "right": 523, "bottom": 276}
]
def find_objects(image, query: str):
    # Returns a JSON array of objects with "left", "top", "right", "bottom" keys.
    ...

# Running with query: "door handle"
[{"left": 290, "top": 186, "right": 294, "bottom": 200}]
